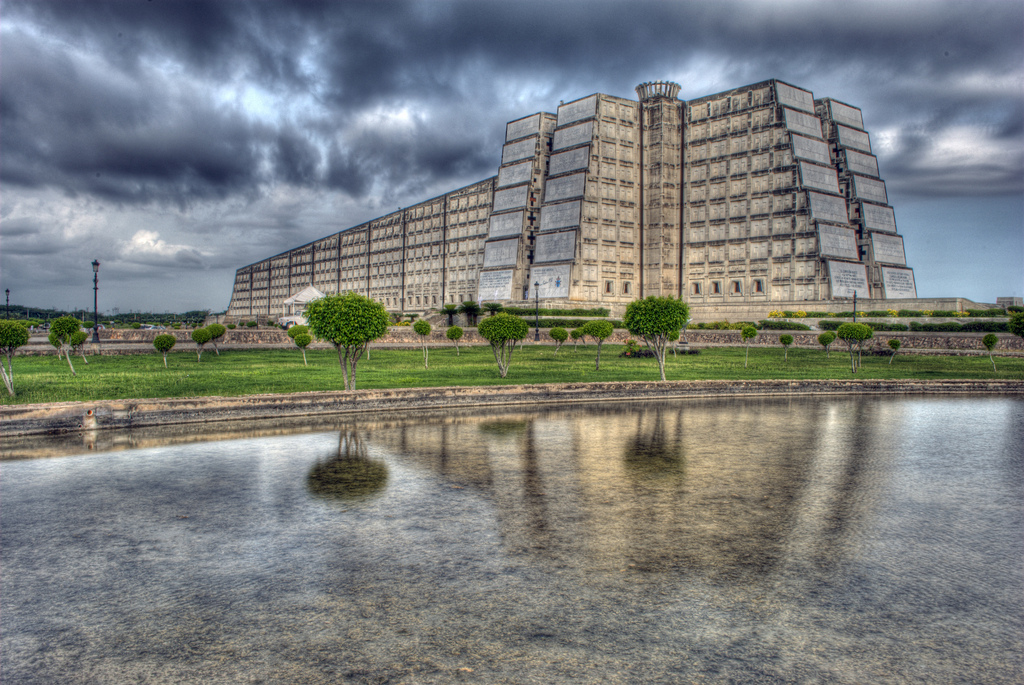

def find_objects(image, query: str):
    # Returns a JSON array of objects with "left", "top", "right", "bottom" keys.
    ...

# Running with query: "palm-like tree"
[
  {"left": 458, "top": 300, "right": 481, "bottom": 326},
  {"left": 482, "top": 302, "right": 504, "bottom": 317},
  {"left": 441, "top": 304, "right": 459, "bottom": 326}
]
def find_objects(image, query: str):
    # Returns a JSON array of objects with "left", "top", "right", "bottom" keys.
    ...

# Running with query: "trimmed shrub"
[
  {"left": 759, "top": 320, "right": 811, "bottom": 330},
  {"left": 503, "top": 306, "right": 610, "bottom": 318}
]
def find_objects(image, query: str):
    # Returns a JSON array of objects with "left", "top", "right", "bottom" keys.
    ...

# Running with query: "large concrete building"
[{"left": 227, "top": 79, "right": 918, "bottom": 321}]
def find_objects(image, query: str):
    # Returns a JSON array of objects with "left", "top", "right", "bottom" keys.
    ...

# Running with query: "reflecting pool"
[{"left": 2, "top": 396, "right": 1022, "bottom": 684}]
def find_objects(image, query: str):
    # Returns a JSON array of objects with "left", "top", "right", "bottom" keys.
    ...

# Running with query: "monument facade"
[{"left": 227, "top": 79, "right": 916, "bottom": 320}]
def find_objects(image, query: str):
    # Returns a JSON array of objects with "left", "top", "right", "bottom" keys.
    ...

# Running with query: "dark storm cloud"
[{"left": 3, "top": 0, "right": 1021, "bottom": 207}]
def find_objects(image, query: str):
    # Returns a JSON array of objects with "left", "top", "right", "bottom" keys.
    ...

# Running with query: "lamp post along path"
[
  {"left": 92, "top": 260, "right": 100, "bottom": 343},
  {"left": 534, "top": 281, "right": 540, "bottom": 341}
]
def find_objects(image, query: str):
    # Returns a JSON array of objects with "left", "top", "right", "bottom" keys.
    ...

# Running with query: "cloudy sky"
[{"left": 1, "top": 0, "right": 1021, "bottom": 314}]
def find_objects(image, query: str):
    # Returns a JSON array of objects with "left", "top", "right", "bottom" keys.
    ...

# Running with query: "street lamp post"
[
  {"left": 5, "top": 289, "right": 9, "bottom": 320},
  {"left": 92, "top": 260, "right": 101, "bottom": 343},
  {"left": 534, "top": 281, "right": 540, "bottom": 341}
]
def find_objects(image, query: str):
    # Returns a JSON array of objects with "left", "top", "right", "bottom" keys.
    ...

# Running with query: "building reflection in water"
[{"left": 363, "top": 399, "right": 877, "bottom": 581}]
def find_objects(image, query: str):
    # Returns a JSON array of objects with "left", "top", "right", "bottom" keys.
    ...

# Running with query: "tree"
[
  {"left": 817, "top": 331, "right": 836, "bottom": 359},
  {"left": 50, "top": 316, "right": 83, "bottom": 375},
  {"left": 581, "top": 320, "right": 614, "bottom": 370},
  {"left": 779, "top": 334, "right": 793, "bottom": 361},
  {"left": 413, "top": 319, "right": 431, "bottom": 369},
  {"left": 441, "top": 304, "right": 459, "bottom": 326},
  {"left": 888, "top": 338, "right": 901, "bottom": 365},
  {"left": 570, "top": 327, "right": 587, "bottom": 350},
  {"left": 1009, "top": 312, "right": 1024, "bottom": 340},
  {"left": 549, "top": 327, "right": 568, "bottom": 353},
  {"left": 446, "top": 325, "right": 463, "bottom": 355},
  {"left": 741, "top": 325, "right": 758, "bottom": 369},
  {"left": 982, "top": 333, "right": 998, "bottom": 372},
  {"left": 192, "top": 327, "right": 212, "bottom": 362},
  {"left": 836, "top": 323, "right": 873, "bottom": 373},
  {"left": 458, "top": 300, "right": 481, "bottom": 326},
  {"left": 0, "top": 320, "right": 30, "bottom": 396},
  {"left": 305, "top": 292, "right": 390, "bottom": 390},
  {"left": 293, "top": 332, "right": 312, "bottom": 366},
  {"left": 69, "top": 330, "right": 90, "bottom": 365},
  {"left": 287, "top": 324, "right": 309, "bottom": 340},
  {"left": 206, "top": 323, "right": 227, "bottom": 355},
  {"left": 483, "top": 302, "right": 504, "bottom": 316},
  {"left": 624, "top": 296, "right": 691, "bottom": 382},
  {"left": 477, "top": 313, "right": 528, "bottom": 378},
  {"left": 153, "top": 333, "right": 177, "bottom": 368}
]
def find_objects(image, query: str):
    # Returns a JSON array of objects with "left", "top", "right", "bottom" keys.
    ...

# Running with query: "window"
[
  {"left": 731, "top": 280, "right": 742, "bottom": 294},
  {"left": 622, "top": 282, "right": 631, "bottom": 295},
  {"left": 692, "top": 283, "right": 702, "bottom": 295},
  {"left": 605, "top": 280, "right": 613, "bottom": 294},
  {"left": 753, "top": 279, "right": 764, "bottom": 294},
  {"left": 712, "top": 281, "right": 721, "bottom": 295}
]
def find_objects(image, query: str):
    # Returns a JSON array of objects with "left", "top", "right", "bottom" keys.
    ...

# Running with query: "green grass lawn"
[{"left": 3, "top": 344, "right": 1022, "bottom": 405}]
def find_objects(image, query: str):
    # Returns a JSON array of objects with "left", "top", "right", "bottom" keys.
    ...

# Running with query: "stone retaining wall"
[{"left": 2, "top": 379, "right": 1021, "bottom": 437}]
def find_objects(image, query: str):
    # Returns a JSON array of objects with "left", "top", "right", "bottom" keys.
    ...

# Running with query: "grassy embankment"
[{"left": 2, "top": 344, "right": 1022, "bottom": 406}]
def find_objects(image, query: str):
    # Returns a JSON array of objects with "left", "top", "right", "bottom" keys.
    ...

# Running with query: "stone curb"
[{"left": 2, "top": 379, "right": 1021, "bottom": 437}]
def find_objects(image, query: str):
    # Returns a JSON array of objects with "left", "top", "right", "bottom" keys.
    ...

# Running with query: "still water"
[{"left": 2, "top": 396, "right": 1022, "bottom": 684}]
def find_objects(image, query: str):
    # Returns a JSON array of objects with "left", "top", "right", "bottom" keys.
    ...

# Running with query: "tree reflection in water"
[
  {"left": 306, "top": 429, "right": 388, "bottom": 502},
  {"left": 622, "top": 408, "right": 686, "bottom": 483}
]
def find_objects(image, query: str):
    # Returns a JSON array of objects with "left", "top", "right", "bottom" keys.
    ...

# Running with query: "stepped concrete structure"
[{"left": 227, "top": 79, "right": 937, "bottom": 323}]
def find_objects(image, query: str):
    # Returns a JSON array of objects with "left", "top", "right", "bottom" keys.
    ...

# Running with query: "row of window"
[{"left": 691, "top": 279, "right": 766, "bottom": 296}]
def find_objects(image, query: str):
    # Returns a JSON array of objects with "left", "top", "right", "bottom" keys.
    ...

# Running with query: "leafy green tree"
[
  {"left": 131, "top": 322, "right": 142, "bottom": 329},
  {"left": 779, "top": 334, "right": 793, "bottom": 361},
  {"left": 153, "top": 333, "right": 177, "bottom": 368},
  {"left": 441, "top": 304, "right": 459, "bottom": 326},
  {"left": 305, "top": 292, "right": 390, "bottom": 390},
  {"left": 817, "top": 331, "right": 836, "bottom": 358},
  {"left": 741, "top": 325, "right": 758, "bottom": 369},
  {"left": 581, "top": 320, "right": 614, "bottom": 370},
  {"left": 549, "top": 327, "right": 568, "bottom": 354},
  {"left": 70, "top": 330, "right": 90, "bottom": 365},
  {"left": 623, "top": 296, "right": 690, "bottom": 381},
  {"left": 837, "top": 322, "right": 873, "bottom": 373},
  {"left": 446, "top": 325, "right": 463, "bottom": 355},
  {"left": 205, "top": 323, "right": 226, "bottom": 355},
  {"left": 50, "top": 316, "right": 83, "bottom": 375},
  {"left": 982, "top": 333, "right": 998, "bottom": 372},
  {"left": 293, "top": 332, "right": 313, "bottom": 366},
  {"left": 413, "top": 319, "right": 432, "bottom": 369},
  {"left": 1009, "top": 312, "right": 1024, "bottom": 340},
  {"left": 483, "top": 302, "right": 504, "bottom": 316},
  {"left": 458, "top": 300, "right": 481, "bottom": 326},
  {"left": 287, "top": 324, "right": 309, "bottom": 339},
  {"left": 0, "top": 320, "right": 30, "bottom": 396},
  {"left": 191, "top": 327, "right": 212, "bottom": 362},
  {"left": 477, "top": 313, "right": 528, "bottom": 378},
  {"left": 888, "top": 338, "right": 901, "bottom": 365},
  {"left": 570, "top": 327, "right": 587, "bottom": 350}
]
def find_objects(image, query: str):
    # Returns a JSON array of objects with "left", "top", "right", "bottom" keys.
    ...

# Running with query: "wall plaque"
[
  {"left": 860, "top": 202, "right": 896, "bottom": 232},
  {"left": 776, "top": 82, "right": 815, "bottom": 113},
  {"left": 845, "top": 149, "right": 879, "bottom": 177},
  {"left": 828, "top": 101, "right": 864, "bottom": 129},
  {"left": 549, "top": 146, "right": 591, "bottom": 176},
  {"left": 497, "top": 160, "right": 533, "bottom": 188},
  {"left": 553, "top": 121, "right": 594, "bottom": 151},
  {"left": 492, "top": 185, "right": 529, "bottom": 213},
  {"left": 557, "top": 95, "right": 597, "bottom": 127},
  {"left": 477, "top": 269, "right": 514, "bottom": 301},
  {"left": 853, "top": 175, "right": 887, "bottom": 204},
  {"left": 808, "top": 191, "right": 848, "bottom": 224},
  {"left": 837, "top": 125, "right": 871, "bottom": 153},
  {"left": 828, "top": 260, "right": 870, "bottom": 298},
  {"left": 882, "top": 267, "right": 917, "bottom": 298},
  {"left": 544, "top": 172, "right": 586, "bottom": 203},
  {"left": 799, "top": 161, "right": 840, "bottom": 195},
  {"left": 784, "top": 108, "right": 823, "bottom": 139},
  {"left": 502, "top": 138, "right": 536, "bottom": 165},
  {"left": 870, "top": 232, "right": 906, "bottom": 265},
  {"left": 540, "top": 201, "right": 581, "bottom": 231},
  {"left": 818, "top": 224, "right": 859, "bottom": 260},
  {"left": 791, "top": 134, "right": 831, "bottom": 165},
  {"left": 483, "top": 238, "right": 519, "bottom": 268},
  {"left": 528, "top": 264, "right": 571, "bottom": 299},
  {"left": 535, "top": 230, "right": 577, "bottom": 263},
  {"left": 506, "top": 114, "right": 540, "bottom": 142},
  {"left": 488, "top": 211, "right": 524, "bottom": 239}
]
